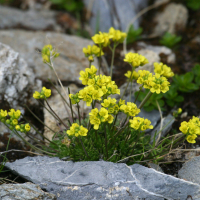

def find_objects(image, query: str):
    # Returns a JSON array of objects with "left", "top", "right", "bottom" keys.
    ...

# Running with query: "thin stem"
[
  {"left": 48, "top": 79, "right": 77, "bottom": 121},
  {"left": 110, "top": 43, "right": 117, "bottom": 79},
  {"left": 121, "top": 67, "right": 135, "bottom": 100},
  {"left": 22, "top": 113, "right": 59, "bottom": 147},
  {"left": 77, "top": 103, "right": 81, "bottom": 125},
  {"left": 45, "top": 99, "right": 69, "bottom": 129},
  {"left": 105, "top": 124, "right": 108, "bottom": 159},
  {"left": 98, "top": 45, "right": 102, "bottom": 75},
  {"left": 138, "top": 91, "right": 152, "bottom": 109},
  {"left": 68, "top": 87, "right": 74, "bottom": 123},
  {"left": 24, "top": 105, "right": 58, "bottom": 141},
  {"left": 134, "top": 85, "right": 144, "bottom": 103},
  {"left": 79, "top": 137, "right": 89, "bottom": 158}
]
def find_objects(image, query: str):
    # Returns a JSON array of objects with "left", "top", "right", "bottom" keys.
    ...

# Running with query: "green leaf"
[
  {"left": 166, "top": 99, "right": 175, "bottom": 107},
  {"left": 175, "top": 95, "right": 184, "bottom": 102}
]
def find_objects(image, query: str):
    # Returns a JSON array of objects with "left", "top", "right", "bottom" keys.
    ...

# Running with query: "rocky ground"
[{"left": 0, "top": 0, "right": 200, "bottom": 199}]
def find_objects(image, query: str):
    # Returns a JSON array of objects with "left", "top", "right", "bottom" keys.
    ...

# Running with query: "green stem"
[
  {"left": 98, "top": 45, "right": 102, "bottom": 75},
  {"left": 121, "top": 67, "right": 135, "bottom": 100},
  {"left": 79, "top": 137, "right": 89, "bottom": 158},
  {"left": 77, "top": 103, "right": 81, "bottom": 125},
  {"left": 105, "top": 124, "right": 108, "bottom": 159},
  {"left": 45, "top": 99, "right": 69, "bottom": 129},
  {"left": 110, "top": 43, "right": 117, "bottom": 79},
  {"left": 138, "top": 91, "right": 152, "bottom": 109},
  {"left": 134, "top": 84, "right": 144, "bottom": 103},
  {"left": 68, "top": 87, "right": 74, "bottom": 123}
]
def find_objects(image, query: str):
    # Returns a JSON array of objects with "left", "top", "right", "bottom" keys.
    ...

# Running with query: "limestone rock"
[
  {"left": 0, "top": 5, "right": 61, "bottom": 31},
  {"left": 178, "top": 155, "right": 200, "bottom": 185},
  {"left": 83, "top": 0, "right": 148, "bottom": 34},
  {"left": 153, "top": 3, "right": 188, "bottom": 36},
  {"left": 0, "top": 182, "right": 56, "bottom": 200},
  {"left": 5, "top": 156, "right": 200, "bottom": 200},
  {"left": 0, "top": 30, "right": 98, "bottom": 83}
]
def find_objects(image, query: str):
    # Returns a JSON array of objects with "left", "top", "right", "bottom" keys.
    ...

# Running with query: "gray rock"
[
  {"left": 0, "top": 42, "right": 41, "bottom": 138},
  {"left": 178, "top": 155, "right": 200, "bottom": 185},
  {"left": 150, "top": 113, "right": 175, "bottom": 143},
  {"left": 0, "top": 182, "right": 56, "bottom": 200},
  {"left": 153, "top": 3, "right": 188, "bottom": 36},
  {"left": 0, "top": 30, "right": 98, "bottom": 83},
  {"left": 83, "top": 0, "right": 148, "bottom": 34},
  {"left": 0, "top": 42, "right": 41, "bottom": 107},
  {"left": 0, "top": 6, "right": 61, "bottom": 31},
  {"left": 6, "top": 156, "right": 200, "bottom": 200},
  {"left": 148, "top": 163, "right": 164, "bottom": 173}
]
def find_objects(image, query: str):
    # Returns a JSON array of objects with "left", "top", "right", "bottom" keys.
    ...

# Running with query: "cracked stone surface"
[
  {"left": 178, "top": 155, "right": 200, "bottom": 185},
  {"left": 5, "top": 156, "right": 200, "bottom": 200},
  {"left": 0, "top": 30, "right": 98, "bottom": 83},
  {"left": 0, "top": 182, "right": 56, "bottom": 200}
]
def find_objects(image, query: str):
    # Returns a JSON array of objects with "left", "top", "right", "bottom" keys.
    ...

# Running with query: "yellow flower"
[
  {"left": 120, "top": 102, "right": 140, "bottom": 117},
  {"left": 129, "top": 117, "right": 153, "bottom": 131},
  {"left": 154, "top": 62, "right": 174, "bottom": 78},
  {"left": 124, "top": 52, "right": 148, "bottom": 68},
  {"left": 109, "top": 27, "right": 127, "bottom": 43},
  {"left": 33, "top": 91, "right": 40, "bottom": 99},
  {"left": 0, "top": 110, "right": 7, "bottom": 118},
  {"left": 15, "top": 125, "right": 20, "bottom": 131},
  {"left": 66, "top": 123, "right": 88, "bottom": 137},
  {"left": 12, "top": 119, "right": 18, "bottom": 125},
  {"left": 125, "top": 70, "right": 139, "bottom": 81},
  {"left": 92, "top": 33, "right": 105, "bottom": 45},
  {"left": 42, "top": 44, "right": 59, "bottom": 63},
  {"left": 8, "top": 109, "right": 21, "bottom": 119},
  {"left": 186, "top": 135, "right": 197, "bottom": 143},
  {"left": 25, "top": 124, "right": 31, "bottom": 132}
]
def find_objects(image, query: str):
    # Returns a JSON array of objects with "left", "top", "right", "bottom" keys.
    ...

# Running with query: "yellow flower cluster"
[
  {"left": 82, "top": 45, "right": 104, "bottom": 62},
  {"left": 74, "top": 65, "right": 120, "bottom": 106},
  {"left": 179, "top": 116, "right": 200, "bottom": 143},
  {"left": 42, "top": 44, "right": 59, "bottom": 63},
  {"left": 101, "top": 97, "right": 119, "bottom": 114},
  {"left": 108, "top": 27, "right": 127, "bottom": 43},
  {"left": 137, "top": 70, "right": 170, "bottom": 94},
  {"left": 0, "top": 110, "right": 7, "bottom": 123},
  {"left": 79, "top": 65, "right": 97, "bottom": 85},
  {"left": 124, "top": 52, "right": 148, "bottom": 68},
  {"left": 1, "top": 109, "right": 30, "bottom": 133},
  {"left": 78, "top": 85, "right": 103, "bottom": 106},
  {"left": 120, "top": 102, "right": 140, "bottom": 117},
  {"left": 91, "top": 27, "right": 127, "bottom": 46},
  {"left": 129, "top": 117, "right": 153, "bottom": 131},
  {"left": 124, "top": 70, "right": 139, "bottom": 81},
  {"left": 69, "top": 93, "right": 80, "bottom": 104},
  {"left": 89, "top": 108, "right": 114, "bottom": 130},
  {"left": 33, "top": 87, "right": 51, "bottom": 99},
  {"left": 66, "top": 123, "right": 88, "bottom": 137},
  {"left": 154, "top": 62, "right": 174, "bottom": 78}
]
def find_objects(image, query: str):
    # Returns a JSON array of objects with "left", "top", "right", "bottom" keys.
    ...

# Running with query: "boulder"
[
  {"left": 83, "top": 0, "right": 149, "bottom": 34},
  {"left": 178, "top": 155, "right": 200, "bottom": 185},
  {"left": 152, "top": 3, "right": 188, "bottom": 36},
  {"left": 0, "top": 5, "right": 62, "bottom": 31},
  {"left": 0, "top": 182, "right": 56, "bottom": 200},
  {"left": 0, "top": 30, "right": 98, "bottom": 83},
  {"left": 6, "top": 156, "right": 200, "bottom": 200}
]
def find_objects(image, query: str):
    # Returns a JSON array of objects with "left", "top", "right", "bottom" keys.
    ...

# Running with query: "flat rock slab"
[
  {"left": 0, "top": 5, "right": 61, "bottom": 31},
  {"left": 0, "top": 182, "right": 56, "bottom": 200},
  {"left": 178, "top": 155, "right": 200, "bottom": 185},
  {"left": 5, "top": 156, "right": 200, "bottom": 200},
  {"left": 0, "top": 30, "right": 98, "bottom": 83}
]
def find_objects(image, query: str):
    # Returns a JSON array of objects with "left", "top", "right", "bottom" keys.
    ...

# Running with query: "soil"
[{"left": 1, "top": 0, "right": 200, "bottom": 183}]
